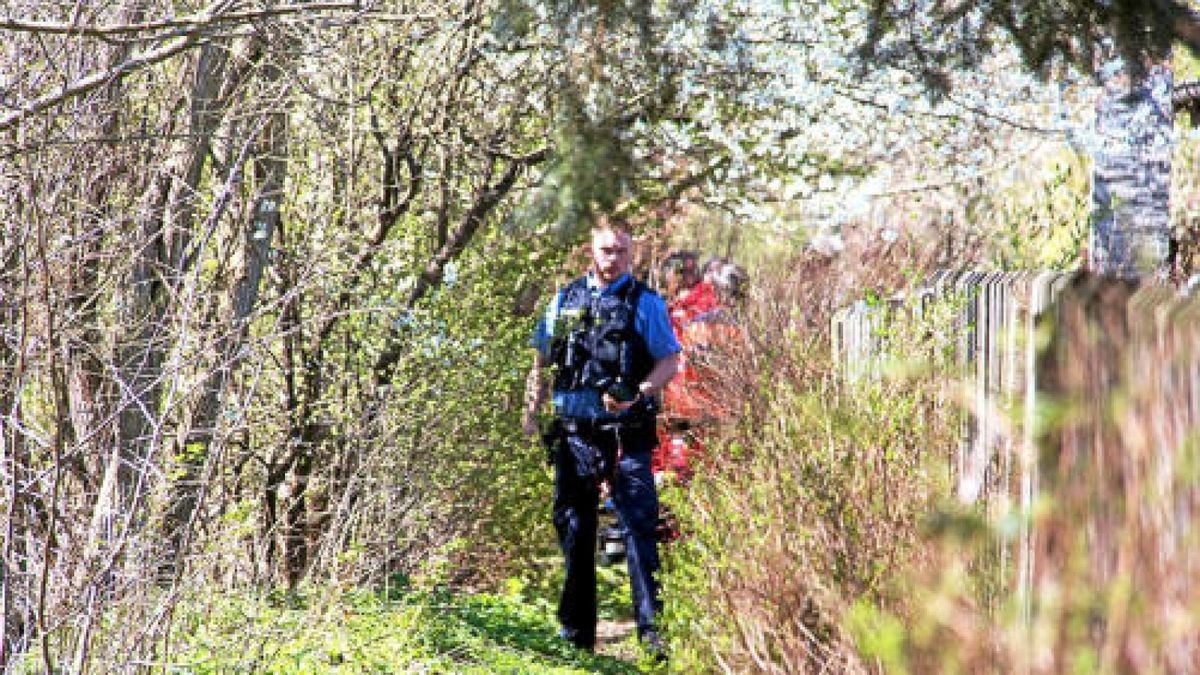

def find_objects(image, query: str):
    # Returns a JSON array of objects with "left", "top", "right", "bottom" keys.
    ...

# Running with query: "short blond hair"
[{"left": 591, "top": 213, "right": 632, "bottom": 238}]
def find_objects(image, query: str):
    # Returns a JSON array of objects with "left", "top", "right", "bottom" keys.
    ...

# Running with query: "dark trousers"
[{"left": 553, "top": 425, "right": 661, "bottom": 648}]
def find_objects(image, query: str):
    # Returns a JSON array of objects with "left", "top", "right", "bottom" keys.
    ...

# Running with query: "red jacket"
[
  {"left": 664, "top": 281, "right": 725, "bottom": 421},
  {"left": 668, "top": 281, "right": 719, "bottom": 333}
]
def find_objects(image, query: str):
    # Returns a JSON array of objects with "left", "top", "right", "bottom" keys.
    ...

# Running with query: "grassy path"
[{"left": 170, "top": 584, "right": 664, "bottom": 673}]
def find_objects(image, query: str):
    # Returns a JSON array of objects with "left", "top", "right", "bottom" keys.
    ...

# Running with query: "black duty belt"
[{"left": 561, "top": 415, "right": 654, "bottom": 435}]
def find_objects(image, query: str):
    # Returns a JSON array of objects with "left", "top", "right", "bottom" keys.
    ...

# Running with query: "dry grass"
[
  {"left": 661, "top": 227, "right": 1200, "bottom": 673},
  {"left": 659, "top": 227, "right": 959, "bottom": 673}
]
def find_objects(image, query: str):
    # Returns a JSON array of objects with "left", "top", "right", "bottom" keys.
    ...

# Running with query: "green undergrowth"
[{"left": 166, "top": 578, "right": 660, "bottom": 674}]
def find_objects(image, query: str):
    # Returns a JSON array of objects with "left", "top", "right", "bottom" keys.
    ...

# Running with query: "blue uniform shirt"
[{"left": 533, "top": 272, "right": 680, "bottom": 420}]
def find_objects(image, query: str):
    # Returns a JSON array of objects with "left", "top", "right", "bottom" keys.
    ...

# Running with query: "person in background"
[
  {"left": 663, "top": 250, "right": 719, "bottom": 332},
  {"left": 523, "top": 219, "right": 679, "bottom": 658},
  {"left": 660, "top": 250, "right": 721, "bottom": 423},
  {"left": 711, "top": 261, "right": 748, "bottom": 306},
  {"left": 659, "top": 251, "right": 748, "bottom": 470},
  {"left": 702, "top": 255, "right": 727, "bottom": 287}
]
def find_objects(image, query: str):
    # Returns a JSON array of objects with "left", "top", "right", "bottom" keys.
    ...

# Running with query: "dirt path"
[{"left": 596, "top": 618, "right": 640, "bottom": 659}]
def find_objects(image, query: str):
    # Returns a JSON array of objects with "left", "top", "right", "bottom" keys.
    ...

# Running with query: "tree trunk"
[
  {"left": 0, "top": 216, "right": 29, "bottom": 671},
  {"left": 161, "top": 37, "right": 275, "bottom": 578},
  {"left": 274, "top": 251, "right": 321, "bottom": 587},
  {"left": 1089, "top": 61, "right": 1174, "bottom": 278}
]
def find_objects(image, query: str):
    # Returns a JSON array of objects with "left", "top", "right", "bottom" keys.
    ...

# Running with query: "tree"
[
  {"left": 0, "top": 0, "right": 368, "bottom": 665},
  {"left": 856, "top": 0, "right": 1197, "bottom": 277},
  {"left": 0, "top": 0, "right": 1121, "bottom": 669},
  {"left": 0, "top": 0, "right": 744, "bottom": 665},
  {"left": 856, "top": 0, "right": 1199, "bottom": 87}
]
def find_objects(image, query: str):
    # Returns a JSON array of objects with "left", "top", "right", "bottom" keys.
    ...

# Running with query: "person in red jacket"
[
  {"left": 655, "top": 251, "right": 722, "bottom": 482},
  {"left": 663, "top": 251, "right": 719, "bottom": 335},
  {"left": 657, "top": 251, "right": 749, "bottom": 472}
]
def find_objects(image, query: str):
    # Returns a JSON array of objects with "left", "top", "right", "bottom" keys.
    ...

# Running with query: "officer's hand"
[{"left": 602, "top": 392, "right": 639, "bottom": 414}]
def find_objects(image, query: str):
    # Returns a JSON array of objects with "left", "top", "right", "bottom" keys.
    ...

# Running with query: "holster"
[{"left": 546, "top": 417, "right": 618, "bottom": 481}]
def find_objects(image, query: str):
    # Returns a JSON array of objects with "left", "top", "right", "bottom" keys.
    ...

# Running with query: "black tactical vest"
[{"left": 550, "top": 276, "right": 655, "bottom": 398}]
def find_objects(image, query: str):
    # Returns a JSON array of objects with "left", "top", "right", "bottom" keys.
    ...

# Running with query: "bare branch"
[
  {"left": 0, "top": 2, "right": 365, "bottom": 38},
  {"left": 371, "top": 146, "right": 549, "bottom": 385},
  {"left": 0, "top": 0, "right": 374, "bottom": 133},
  {"left": 407, "top": 146, "right": 550, "bottom": 307},
  {"left": 0, "top": 33, "right": 199, "bottom": 133}
]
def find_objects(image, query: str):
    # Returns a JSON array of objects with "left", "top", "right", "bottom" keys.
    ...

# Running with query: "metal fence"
[
  {"left": 832, "top": 270, "right": 1073, "bottom": 503},
  {"left": 834, "top": 270, "right": 1200, "bottom": 669}
]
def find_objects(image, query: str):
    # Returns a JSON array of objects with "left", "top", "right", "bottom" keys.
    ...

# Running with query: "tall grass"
[
  {"left": 658, "top": 239, "right": 962, "bottom": 673},
  {"left": 657, "top": 235, "right": 1200, "bottom": 673}
]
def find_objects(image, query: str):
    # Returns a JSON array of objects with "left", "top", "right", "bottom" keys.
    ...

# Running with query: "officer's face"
[{"left": 591, "top": 229, "right": 632, "bottom": 285}]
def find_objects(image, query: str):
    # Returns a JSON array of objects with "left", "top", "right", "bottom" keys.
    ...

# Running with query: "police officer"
[{"left": 524, "top": 219, "right": 680, "bottom": 656}]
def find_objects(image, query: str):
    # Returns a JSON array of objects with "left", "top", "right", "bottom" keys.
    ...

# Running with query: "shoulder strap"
[
  {"left": 558, "top": 276, "right": 591, "bottom": 310},
  {"left": 616, "top": 279, "right": 648, "bottom": 381},
  {"left": 622, "top": 278, "right": 645, "bottom": 328}
]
